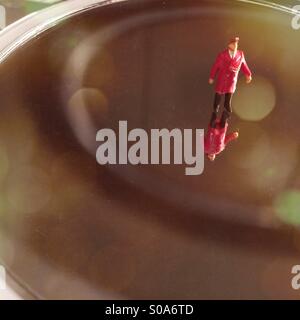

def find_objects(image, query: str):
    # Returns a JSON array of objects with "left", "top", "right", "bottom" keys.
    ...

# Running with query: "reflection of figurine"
[
  {"left": 208, "top": 37, "right": 252, "bottom": 128},
  {"left": 204, "top": 119, "right": 238, "bottom": 161}
]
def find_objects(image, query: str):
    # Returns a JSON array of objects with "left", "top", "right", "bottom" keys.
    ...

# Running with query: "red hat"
[{"left": 228, "top": 37, "right": 240, "bottom": 44}]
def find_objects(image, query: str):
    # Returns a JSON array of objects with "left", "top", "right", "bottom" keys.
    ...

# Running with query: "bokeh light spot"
[
  {"left": 233, "top": 75, "right": 276, "bottom": 121},
  {"left": 274, "top": 190, "right": 300, "bottom": 226},
  {"left": 68, "top": 88, "right": 108, "bottom": 119},
  {"left": 5, "top": 166, "right": 52, "bottom": 214}
]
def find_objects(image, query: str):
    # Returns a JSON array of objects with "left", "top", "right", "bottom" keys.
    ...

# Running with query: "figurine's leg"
[
  {"left": 210, "top": 93, "right": 222, "bottom": 128},
  {"left": 220, "top": 93, "right": 233, "bottom": 127}
]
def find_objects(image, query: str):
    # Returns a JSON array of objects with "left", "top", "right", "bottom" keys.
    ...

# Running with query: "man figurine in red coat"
[
  {"left": 205, "top": 37, "right": 252, "bottom": 161},
  {"left": 208, "top": 36, "right": 252, "bottom": 128}
]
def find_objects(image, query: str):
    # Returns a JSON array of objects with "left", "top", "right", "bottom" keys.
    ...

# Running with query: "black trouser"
[{"left": 210, "top": 93, "right": 233, "bottom": 128}]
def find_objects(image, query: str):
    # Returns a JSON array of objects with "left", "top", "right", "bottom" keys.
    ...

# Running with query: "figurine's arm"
[
  {"left": 209, "top": 53, "right": 221, "bottom": 83},
  {"left": 241, "top": 52, "right": 252, "bottom": 83},
  {"left": 224, "top": 132, "right": 239, "bottom": 145}
]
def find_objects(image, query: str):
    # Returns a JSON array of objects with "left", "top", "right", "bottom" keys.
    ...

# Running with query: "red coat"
[
  {"left": 210, "top": 49, "right": 252, "bottom": 94},
  {"left": 204, "top": 122, "right": 237, "bottom": 155}
]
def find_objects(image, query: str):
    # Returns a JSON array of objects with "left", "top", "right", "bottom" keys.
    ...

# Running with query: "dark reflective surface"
[{"left": 0, "top": 0, "right": 300, "bottom": 299}]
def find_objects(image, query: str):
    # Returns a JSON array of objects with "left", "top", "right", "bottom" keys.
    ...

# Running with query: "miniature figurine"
[
  {"left": 204, "top": 119, "right": 239, "bottom": 161},
  {"left": 208, "top": 36, "right": 252, "bottom": 128}
]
